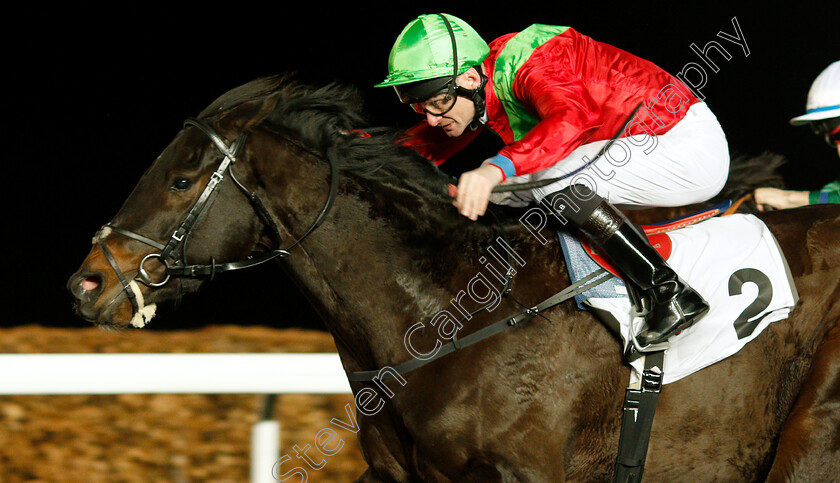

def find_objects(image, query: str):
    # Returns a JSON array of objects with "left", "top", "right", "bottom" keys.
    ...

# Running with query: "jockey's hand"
[
  {"left": 452, "top": 165, "right": 504, "bottom": 221},
  {"left": 753, "top": 187, "right": 809, "bottom": 211}
]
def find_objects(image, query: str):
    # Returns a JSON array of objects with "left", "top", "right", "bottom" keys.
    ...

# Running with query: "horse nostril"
[
  {"left": 81, "top": 276, "right": 100, "bottom": 292},
  {"left": 71, "top": 272, "right": 104, "bottom": 299}
]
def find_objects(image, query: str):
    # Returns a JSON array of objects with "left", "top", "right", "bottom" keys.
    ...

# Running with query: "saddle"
[{"left": 580, "top": 200, "right": 731, "bottom": 278}]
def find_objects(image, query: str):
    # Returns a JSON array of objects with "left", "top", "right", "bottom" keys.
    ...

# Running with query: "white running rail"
[{"left": 0, "top": 353, "right": 352, "bottom": 483}]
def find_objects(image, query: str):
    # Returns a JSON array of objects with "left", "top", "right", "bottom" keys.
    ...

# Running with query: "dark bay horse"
[{"left": 68, "top": 76, "right": 840, "bottom": 482}]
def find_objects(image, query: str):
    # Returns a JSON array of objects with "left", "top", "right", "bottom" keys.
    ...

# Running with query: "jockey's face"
[
  {"left": 419, "top": 68, "right": 482, "bottom": 138},
  {"left": 423, "top": 94, "right": 476, "bottom": 137}
]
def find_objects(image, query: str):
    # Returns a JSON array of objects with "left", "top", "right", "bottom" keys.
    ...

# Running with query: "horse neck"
[{"left": 277, "top": 164, "right": 536, "bottom": 372}]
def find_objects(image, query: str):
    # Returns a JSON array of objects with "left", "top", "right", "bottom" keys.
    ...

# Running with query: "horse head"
[
  {"left": 67, "top": 75, "right": 479, "bottom": 330},
  {"left": 67, "top": 76, "right": 319, "bottom": 328}
]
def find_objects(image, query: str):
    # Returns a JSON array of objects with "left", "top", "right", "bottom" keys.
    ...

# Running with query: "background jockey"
[
  {"left": 375, "top": 13, "right": 732, "bottom": 346},
  {"left": 754, "top": 61, "right": 840, "bottom": 210}
]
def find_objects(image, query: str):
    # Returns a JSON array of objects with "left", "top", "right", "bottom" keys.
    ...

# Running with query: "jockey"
[
  {"left": 754, "top": 60, "right": 840, "bottom": 209},
  {"left": 376, "top": 14, "right": 732, "bottom": 346}
]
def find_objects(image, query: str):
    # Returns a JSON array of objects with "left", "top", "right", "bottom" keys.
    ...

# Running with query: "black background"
[{"left": 6, "top": 3, "right": 837, "bottom": 331}]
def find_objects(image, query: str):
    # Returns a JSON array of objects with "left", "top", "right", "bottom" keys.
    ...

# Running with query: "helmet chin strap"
[
  {"left": 464, "top": 68, "right": 489, "bottom": 130},
  {"left": 437, "top": 13, "right": 488, "bottom": 130}
]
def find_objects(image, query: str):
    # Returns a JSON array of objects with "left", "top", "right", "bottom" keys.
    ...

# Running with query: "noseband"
[{"left": 94, "top": 117, "right": 339, "bottom": 322}]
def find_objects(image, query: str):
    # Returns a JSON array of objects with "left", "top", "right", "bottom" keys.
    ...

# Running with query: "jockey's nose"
[{"left": 426, "top": 112, "right": 442, "bottom": 127}]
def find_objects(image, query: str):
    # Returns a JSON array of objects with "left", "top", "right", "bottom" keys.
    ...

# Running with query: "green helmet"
[{"left": 375, "top": 13, "right": 489, "bottom": 93}]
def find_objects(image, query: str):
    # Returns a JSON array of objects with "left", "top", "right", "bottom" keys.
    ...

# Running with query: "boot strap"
[{"left": 580, "top": 201, "right": 626, "bottom": 244}]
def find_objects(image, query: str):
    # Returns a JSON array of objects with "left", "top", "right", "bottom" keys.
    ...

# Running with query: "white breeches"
[{"left": 494, "top": 102, "right": 730, "bottom": 209}]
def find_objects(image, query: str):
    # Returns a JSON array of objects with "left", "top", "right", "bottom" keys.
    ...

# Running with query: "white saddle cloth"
[{"left": 558, "top": 214, "right": 799, "bottom": 385}]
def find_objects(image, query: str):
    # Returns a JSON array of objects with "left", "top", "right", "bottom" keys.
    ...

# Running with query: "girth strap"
[{"left": 613, "top": 350, "right": 665, "bottom": 483}]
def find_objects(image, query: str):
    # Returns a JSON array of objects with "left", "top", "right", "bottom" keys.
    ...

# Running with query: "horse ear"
[
  {"left": 245, "top": 91, "right": 285, "bottom": 130},
  {"left": 219, "top": 91, "right": 285, "bottom": 132}
]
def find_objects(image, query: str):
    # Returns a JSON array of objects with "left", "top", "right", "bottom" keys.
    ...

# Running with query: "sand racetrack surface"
[{"left": 0, "top": 325, "right": 367, "bottom": 482}]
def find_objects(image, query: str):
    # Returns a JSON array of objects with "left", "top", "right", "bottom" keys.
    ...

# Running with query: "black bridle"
[{"left": 94, "top": 117, "right": 339, "bottom": 323}]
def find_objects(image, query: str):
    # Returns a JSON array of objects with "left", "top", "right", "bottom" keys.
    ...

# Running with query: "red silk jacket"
[{"left": 401, "top": 26, "right": 699, "bottom": 181}]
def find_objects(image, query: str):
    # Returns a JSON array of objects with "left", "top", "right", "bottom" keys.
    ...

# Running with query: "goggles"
[
  {"left": 410, "top": 86, "right": 477, "bottom": 116},
  {"left": 411, "top": 96, "right": 457, "bottom": 116},
  {"left": 395, "top": 77, "right": 458, "bottom": 116},
  {"left": 826, "top": 125, "right": 840, "bottom": 147},
  {"left": 810, "top": 117, "right": 840, "bottom": 147}
]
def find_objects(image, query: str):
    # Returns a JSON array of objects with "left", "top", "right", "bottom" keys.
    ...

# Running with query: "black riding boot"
[{"left": 544, "top": 186, "right": 709, "bottom": 346}]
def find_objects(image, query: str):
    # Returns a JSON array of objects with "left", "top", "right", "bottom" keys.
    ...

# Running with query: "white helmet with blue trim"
[{"left": 790, "top": 61, "right": 840, "bottom": 125}]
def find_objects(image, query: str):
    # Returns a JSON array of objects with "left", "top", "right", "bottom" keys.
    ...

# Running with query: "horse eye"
[{"left": 171, "top": 177, "right": 192, "bottom": 191}]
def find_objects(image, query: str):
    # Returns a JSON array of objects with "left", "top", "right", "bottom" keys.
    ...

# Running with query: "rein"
[
  {"left": 492, "top": 103, "right": 643, "bottom": 194},
  {"left": 95, "top": 113, "right": 612, "bottom": 372},
  {"left": 346, "top": 203, "right": 614, "bottom": 382},
  {"left": 94, "top": 117, "right": 339, "bottom": 321},
  {"left": 347, "top": 267, "right": 611, "bottom": 381},
  {"left": 348, "top": 104, "right": 646, "bottom": 380}
]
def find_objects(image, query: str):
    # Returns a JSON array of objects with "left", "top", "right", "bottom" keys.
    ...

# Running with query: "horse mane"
[
  {"left": 188, "top": 73, "right": 522, "bottom": 250},
  {"left": 194, "top": 73, "right": 466, "bottom": 210},
  {"left": 201, "top": 75, "right": 789, "bottom": 232},
  {"left": 707, "top": 151, "right": 788, "bottom": 214},
  {"left": 224, "top": 75, "right": 511, "bottom": 237},
  {"left": 254, "top": 77, "right": 446, "bottom": 178},
  {"left": 717, "top": 151, "right": 787, "bottom": 198},
  {"left": 198, "top": 75, "right": 293, "bottom": 119}
]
